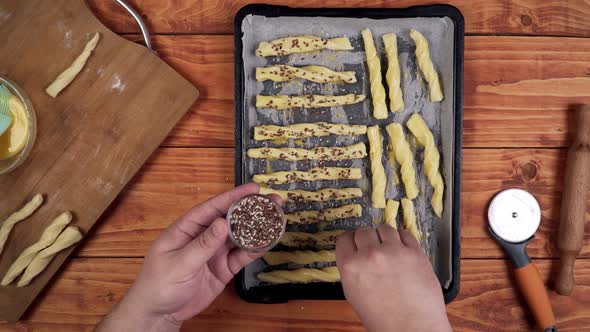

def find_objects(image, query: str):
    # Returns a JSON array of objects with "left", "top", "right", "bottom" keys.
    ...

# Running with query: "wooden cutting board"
[{"left": 0, "top": 0, "right": 198, "bottom": 322}]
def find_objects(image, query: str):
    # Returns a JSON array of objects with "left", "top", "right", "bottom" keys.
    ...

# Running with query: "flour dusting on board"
[
  {"left": 111, "top": 74, "right": 126, "bottom": 94},
  {"left": 0, "top": 8, "right": 13, "bottom": 26}
]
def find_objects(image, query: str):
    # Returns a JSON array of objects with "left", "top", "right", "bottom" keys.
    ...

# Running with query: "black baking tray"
[{"left": 234, "top": 4, "right": 464, "bottom": 304}]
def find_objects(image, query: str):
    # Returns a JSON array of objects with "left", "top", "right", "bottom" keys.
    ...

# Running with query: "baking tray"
[{"left": 234, "top": 4, "right": 463, "bottom": 303}]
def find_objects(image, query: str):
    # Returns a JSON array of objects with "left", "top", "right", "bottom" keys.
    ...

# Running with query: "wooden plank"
[
  {"left": 73, "top": 148, "right": 590, "bottom": 259},
  {"left": 119, "top": 35, "right": 590, "bottom": 148},
  {"left": 1, "top": 258, "right": 588, "bottom": 330},
  {"left": 86, "top": 0, "right": 590, "bottom": 37}
]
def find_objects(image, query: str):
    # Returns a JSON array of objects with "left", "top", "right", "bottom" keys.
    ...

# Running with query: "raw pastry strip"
[
  {"left": 0, "top": 194, "right": 44, "bottom": 256},
  {"left": 409, "top": 29, "right": 443, "bottom": 102},
  {"left": 256, "top": 65, "right": 356, "bottom": 84},
  {"left": 361, "top": 29, "right": 387, "bottom": 119},
  {"left": 254, "top": 122, "right": 367, "bottom": 140},
  {"left": 263, "top": 250, "right": 336, "bottom": 265},
  {"left": 382, "top": 33, "right": 404, "bottom": 112},
  {"left": 1, "top": 212, "right": 72, "bottom": 286},
  {"left": 367, "top": 126, "right": 386, "bottom": 208},
  {"left": 407, "top": 113, "right": 444, "bottom": 218},
  {"left": 256, "top": 35, "right": 353, "bottom": 57},
  {"left": 386, "top": 144, "right": 401, "bottom": 186},
  {"left": 384, "top": 200, "right": 400, "bottom": 229},
  {"left": 253, "top": 167, "right": 362, "bottom": 185},
  {"left": 46, "top": 32, "right": 100, "bottom": 98},
  {"left": 280, "top": 230, "right": 345, "bottom": 248},
  {"left": 256, "top": 94, "right": 365, "bottom": 110},
  {"left": 401, "top": 198, "right": 420, "bottom": 241},
  {"left": 286, "top": 204, "right": 362, "bottom": 224},
  {"left": 258, "top": 266, "right": 340, "bottom": 284},
  {"left": 247, "top": 142, "right": 367, "bottom": 161},
  {"left": 385, "top": 123, "right": 419, "bottom": 199},
  {"left": 259, "top": 187, "right": 362, "bottom": 203},
  {"left": 17, "top": 226, "right": 83, "bottom": 287}
]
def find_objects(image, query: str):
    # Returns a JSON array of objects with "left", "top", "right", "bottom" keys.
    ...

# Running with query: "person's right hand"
[{"left": 336, "top": 225, "right": 452, "bottom": 332}]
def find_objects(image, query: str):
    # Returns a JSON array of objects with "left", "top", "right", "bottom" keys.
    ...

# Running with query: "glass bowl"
[{"left": 0, "top": 77, "right": 37, "bottom": 175}]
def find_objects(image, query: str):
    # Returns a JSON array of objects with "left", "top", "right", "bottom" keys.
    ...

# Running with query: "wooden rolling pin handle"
[{"left": 557, "top": 105, "right": 590, "bottom": 296}]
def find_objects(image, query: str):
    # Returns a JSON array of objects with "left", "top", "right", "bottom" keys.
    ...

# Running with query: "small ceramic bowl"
[{"left": 0, "top": 77, "right": 37, "bottom": 175}]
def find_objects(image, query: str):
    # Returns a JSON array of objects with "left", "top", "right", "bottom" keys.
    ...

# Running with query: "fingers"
[
  {"left": 180, "top": 218, "right": 229, "bottom": 268},
  {"left": 376, "top": 224, "right": 401, "bottom": 245},
  {"left": 354, "top": 227, "right": 381, "bottom": 250},
  {"left": 336, "top": 231, "right": 356, "bottom": 263},
  {"left": 399, "top": 229, "right": 422, "bottom": 250},
  {"left": 227, "top": 248, "right": 262, "bottom": 275}
]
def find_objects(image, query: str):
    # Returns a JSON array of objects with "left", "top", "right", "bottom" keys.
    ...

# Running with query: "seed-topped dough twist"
[
  {"left": 252, "top": 167, "right": 362, "bottom": 185},
  {"left": 410, "top": 29, "right": 443, "bottom": 102},
  {"left": 280, "top": 230, "right": 345, "bottom": 248},
  {"left": 286, "top": 204, "right": 362, "bottom": 224},
  {"left": 0, "top": 194, "right": 44, "bottom": 256},
  {"left": 263, "top": 250, "right": 336, "bottom": 265},
  {"left": 385, "top": 123, "right": 419, "bottom": 199},
  {"left": 361, "top": 29, "right": 388, "bottom": 119},
  {"left": 256, "top": 35, "right": 353, "bottom": 57},
  {"left": 254, "top": 122, "right": 367, "bottom": 140},
  {"left": 259, "top": 187, "right": 362, "bottom": 203},
  {"left": 382, "top": 33, "right": 404, "bottom": 112},
  {"left": 406, "top": 113, "right": 444, "bottom": 218},
  {"left": 367, "top": 126, "right": 386, "bottom": 208},
  {"left": 256, "top": 94, "right": 365, "bottom": 110},
  {"left": 258, "top": 266, "right": 340, "bottom": 284},
  {"left": 401, "top": 198, "right": 420, "bottom": 241},
  {"left": 384, "top": 200, "right": 400, "bottom": 229},
  {"left": 247, "top": 142, "right": 367, "bottom": 161},
  {"left": 256, "top": 65, "right": 356, "bottom": 84}
]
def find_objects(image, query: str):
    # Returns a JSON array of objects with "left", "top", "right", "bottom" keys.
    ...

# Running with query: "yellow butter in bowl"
[{"left": 0, "top": 95, "right": 29, "bottom": 160}]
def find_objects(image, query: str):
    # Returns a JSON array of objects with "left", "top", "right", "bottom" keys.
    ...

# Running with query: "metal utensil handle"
[{"left": 115, "top": 0, "right": 153, "bottom": 51}]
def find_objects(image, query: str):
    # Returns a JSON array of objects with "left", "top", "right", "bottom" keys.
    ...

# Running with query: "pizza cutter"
[{"left": 488, "top": 189, "right": 557, "bottom": 332}]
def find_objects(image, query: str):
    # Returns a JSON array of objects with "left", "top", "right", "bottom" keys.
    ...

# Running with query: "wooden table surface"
[{"left": 3, "top": 0, "right": 590, "bottom": 331}]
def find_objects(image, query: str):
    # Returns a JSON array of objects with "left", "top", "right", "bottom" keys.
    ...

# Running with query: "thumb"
[{"left": 180, "top": 217, "right": 228, "bottom": 268}]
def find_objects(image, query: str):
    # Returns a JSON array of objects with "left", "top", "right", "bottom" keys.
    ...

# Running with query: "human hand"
[
  {"left": 336, "top": 225, "right": 451, "bottom": 332},
  {"left": 97, "top": 183, "right": 274, "bottom": 332}
]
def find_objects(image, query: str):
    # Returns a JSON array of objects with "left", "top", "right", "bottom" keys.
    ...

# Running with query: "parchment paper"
[{"left": 240, "top": 15, "right": 455, "bottom": 290}]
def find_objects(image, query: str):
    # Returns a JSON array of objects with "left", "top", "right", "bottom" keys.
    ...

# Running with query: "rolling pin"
[{"left": 556, "top": 105, "right": 590, "bottom": 295}]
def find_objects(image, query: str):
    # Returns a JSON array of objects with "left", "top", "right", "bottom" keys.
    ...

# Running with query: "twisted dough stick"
[
  {"left": 256, "top": 35, "right": 353, "bottom": 56},
  {"left": 254, "top": 122, "right": 367, "bottom": 140},
  {"left": 286, "top": 204, "right": 362, "bottom": 224},
  {"left": 256, "top": 94, "right": 365, "bottom": 110},
  {"left": 406, "top": 113, "right": 444, "bottom": 218},
  {"left": 2, "top": 212, "right": 72, "bottom": 286},
  {"left": 252, "top": 167, "right": 362, "bottom": 185},
  {"left": 367, "top": 126, "right": 386, "bottom": 208},
  {"left": 0, "top": 194, "right": 44, "bottom": 256},
  {"left": 401, "top": 198, "right": 420, "bottom": 241},
  {"left": 256, "top": 65, "right": 356, "bottom": 84},
  {"left": 280, "top": 230, "right": 345, "bottom": 248},
  {"left": 263, "top": 250, "right": 336, "bottom": 265},
  {"left": 259, "top": 187, "right": 362, "bottom": 203},
  {"left": 258, "top": 266, "right": 340, "bottom": 284},
  {"left": 382, "top": 33, "right": 404, "bottom": 112},
  {"left": 247, "top": 142, "right": 367, "bottom": 161},
  {"left": 409, "top": 29, "right": 443, "bottom": 102},
  {"left": 384, "top": 200, "right": 400, "bottom": 229},
  {"left": 361, "top": 29, "right": 388, "bottom": 119},
  {"left": 385, "top": 123, "right": 419, "bottom": 199}
]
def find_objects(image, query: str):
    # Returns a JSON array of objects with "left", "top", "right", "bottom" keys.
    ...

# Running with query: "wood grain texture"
[
  {"left": 72, "top": 148, "right": 590, "bottom": 259},
  {"left": 86, "top": 0, "right": 590, "bottom": 37},
  {"left": 118, "top": 35, "right": 590, "bottom": 148},
  {"left": 0, "top": 0, "right": 197, "bottom": 322},
  {"left": 0, "top": 258, "right": 588, "bottom": 331}
]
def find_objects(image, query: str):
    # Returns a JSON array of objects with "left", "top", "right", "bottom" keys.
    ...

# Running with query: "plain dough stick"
[
  {"left": 17, "top": 226, "right": 83, "bottom": 287},
  {"left": 367, "top": 126, "right": 386, "bottom": 208},
  {"left": 0, "top": 194, "right": 44, "bottom": 256},
  {"left": 384, "top": 200, "right": 400, "bottom": 229},
  {"left": 286, "top": 204, "right": 362, "bottom": 224},
  {"left": 409, "top": 29, "right": 443, "bottom": 102},
  {"left": 401, "top": 198, "right": 420, "bottom": 241},
  {"left": 46, "top": 32, "right": 100, "bottom": 98},
  {"left": 361, "top": 29, "right": 388, "bottom": 119},
  {"left": 258, "top": 266, "right": 340, "bottom": 284},
  {"left": 256, "top": 65, "right": 357, "bottom": 84},
  {"left": 382, "top": 33, "right": 404, "bottom": 112},
  {"left": 385, "top": 123, "right": 419, "bottom": 199},
  {"left": 254, "top": 122, "right": 367, "bottom": 140},
  {"left": 280, "top": 230, "right": 345, "bottom": 248},
  {"left": 1, "top": 212, "right": 72, "bottom": 286},
  {"left": 247, "top": 142, "right": 367, "bottom": 161},
  {"left": 407, "top": 113, "right": 444, "bottom": 218},
  {"left": 256, "top": 35, "right": 353, "bottom": 56},
  {"left": 256, "top": 94, "right": 365, "bottom": 110},
  {"left": 263, "top": 250, "right": 336, "bottom": 266},
  {"left": 259, "top": 187, "right": 362, "bottom": 203},
  {"left": 252, "top": 167, "right": 362, "bottom": 185}
]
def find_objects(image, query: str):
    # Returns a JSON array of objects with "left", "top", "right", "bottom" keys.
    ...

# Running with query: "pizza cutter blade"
[{"left": 488, "top": 189, "right": 557, "bottom": 332}]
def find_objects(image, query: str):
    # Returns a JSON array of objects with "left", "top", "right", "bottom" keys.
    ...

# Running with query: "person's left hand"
[{"left": 96, "top": 183, "right": 273, "bottom": 332}]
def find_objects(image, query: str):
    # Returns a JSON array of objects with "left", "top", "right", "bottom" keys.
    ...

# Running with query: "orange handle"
[{"left": 514, "top": 263, "right": 556, "bottom": 331}]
